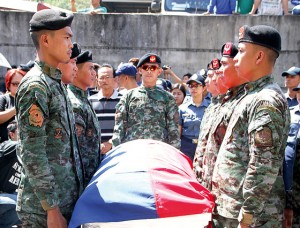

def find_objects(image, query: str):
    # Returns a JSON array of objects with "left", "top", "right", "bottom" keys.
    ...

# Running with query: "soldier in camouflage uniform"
[
  {"left": 212, "top": 25, "right": 290, "bottom": 227},
  {"left": 193, "top": 45, "right": 248, "bottom": 192},
  {"left": 67, "top": 50, "right": 101, "bottom": 186},
  {"left": 112, "top": 53, "right": 180, "bottom": 149},
  {"left": 193, "top": 62, "right": 221, "bottom": 183},
  {"left": 60, "top": 42, "right": 81, "bottom": 85},
  {"left": 15, "top": 9, "right": 84, "bottom": 227}
]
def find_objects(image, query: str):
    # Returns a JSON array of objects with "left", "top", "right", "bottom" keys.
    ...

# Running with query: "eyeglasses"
[
  {"left": 11, "top": 82, "right": 20, "bottom": 87},
  {"left": 141, "top": 65, "right": 159, "bottom": 72},
  {"left": 188, "top": 84, "right": 202, "bottom": 89},
  {"left": 98, "top": 76, "right": 114, "bottom": 80}
]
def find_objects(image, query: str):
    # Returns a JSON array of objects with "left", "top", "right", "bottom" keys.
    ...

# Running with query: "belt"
[{"left": 182, "top": 136, "right": 198, "bottom": 144}]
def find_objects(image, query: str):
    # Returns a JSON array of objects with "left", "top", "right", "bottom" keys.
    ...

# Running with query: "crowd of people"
[
  {"left": 68, "top": 0, "right": 300, "bottom": 15},
  {"left": 0, "top": 7, "right": 299, "bottom": 228}
]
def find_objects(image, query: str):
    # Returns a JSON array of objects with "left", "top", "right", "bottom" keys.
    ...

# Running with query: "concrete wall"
[{"left": 0, "top": 11, "right": 299, "bottom": 87}]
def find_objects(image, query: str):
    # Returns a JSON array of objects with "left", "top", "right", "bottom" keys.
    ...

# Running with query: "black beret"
[
  {"left": 76, "top": 51, "right": 93, "bottom": 64},
  {"left": 208, "top": 58, "right": 221, "bottom": 70},
  {"left": 71, "top": 43, "right": 81, "bottom": 59},
  {"left": 238, "top": 25, "right": 281, "bottom": 55},
  {"left": 221, "top": 42, "right": 238, "bottom": 58},
  {"left": 29, "top": 9, "right": 74, "bottom": 32},
  {"left": 137, "top": 53, "right": 161, "bottom": 68}
]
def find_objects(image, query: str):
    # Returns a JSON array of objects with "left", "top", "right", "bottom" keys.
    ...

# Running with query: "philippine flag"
[{"left": 69, "top": 139, "right": 215, "bottom": 228}]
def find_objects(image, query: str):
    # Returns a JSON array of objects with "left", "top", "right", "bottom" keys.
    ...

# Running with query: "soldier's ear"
[
  {"left": 40, "top": 34, "right": 49, "bottom": 47},
  {"left": 255, "top": 50, "right": 265, "bottom": 65}
]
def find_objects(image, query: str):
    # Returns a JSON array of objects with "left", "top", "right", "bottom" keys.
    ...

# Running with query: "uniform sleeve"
[
  {"left": 112, "top": 95, "right": 128, "bottom": 147},
  {"left": 166, "top": 96, "right": 181, "bottom": 149},
  {"left": 16, "top": 82, "right": 60, "bottom": 209},
  {"left": 178, "top": 107, "right": 183, "bottom": 127},
  {"left": 193, "top": 110, "right": 210, "bottom": 183},
  {"left": 242, "top": 100, "right": 289, "bottom": 216}
]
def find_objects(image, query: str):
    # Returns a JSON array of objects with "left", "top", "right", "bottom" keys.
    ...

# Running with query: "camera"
[{"left": 162, "top": 65, "right": 170, "bottom": 70}]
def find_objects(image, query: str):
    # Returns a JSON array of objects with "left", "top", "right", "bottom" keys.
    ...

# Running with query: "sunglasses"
[
  {"left": 188, "top": 84, "right": 202, "bottom": 89},
  {"left": 141, "top": 65, "right": 159, "bottom": 72},
  {"left": 11, "top": 82, "right": 20, "bottom": 87}
]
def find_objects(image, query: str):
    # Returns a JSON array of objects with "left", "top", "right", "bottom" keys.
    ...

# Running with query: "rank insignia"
[
  {"left": 223, "top": 42, "right": 233, "bottom": 56},
  {"left": 150, "top": 55, "right": 156, "bottom": 63},
  {"left": 54, "top": 128, "right": 62, "bottom": 139}
]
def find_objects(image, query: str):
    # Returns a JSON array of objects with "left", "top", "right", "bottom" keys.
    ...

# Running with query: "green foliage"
[{"left": 43, "top": 0, "right": 90, "bottom": 11}]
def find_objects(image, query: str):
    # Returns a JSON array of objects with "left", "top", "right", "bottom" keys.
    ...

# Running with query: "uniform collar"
[
  {"left": 188, "top": 97, "right": 210, "bottom": 108},
  {"left": 223, "top": 83, "right": 246, "bottom": 103},
  {"left": 140, "top": 85, "right": 157, "bottom": 90},
  {"left": 68, "top": 84, "right": 88, "bottom": 98},
  {"left": 37, "top": 61, "right": 62, "bottom": 80},
  {"left": 243, "top": 75, "right": 273, "bottom": 92}
]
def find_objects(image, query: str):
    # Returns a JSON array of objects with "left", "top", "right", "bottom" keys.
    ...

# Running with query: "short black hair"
[
  {"left": 7, "top": 120, "right": 17, "bottom": 133},
  {"left": 101, "top": 63, "right": 116, "bottom": 77},
  {"left": 182, "top": 73, "right": 192, "bottom": 79}
]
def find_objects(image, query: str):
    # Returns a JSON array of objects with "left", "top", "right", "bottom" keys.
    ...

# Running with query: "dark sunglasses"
[
  {"left": 141, "top": 65, "right": 159, "bottom": 71},
  {"left": 188, "top": 84, "right": 202, "bottom": 89}
]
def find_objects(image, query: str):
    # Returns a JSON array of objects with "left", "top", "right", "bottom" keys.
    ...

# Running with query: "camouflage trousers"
[
  {"left": 294, "top": 208, "right": 300, "bottom": 227},
  {"left": 213, "top": 215, "right": 282, "bottom": 228},
  {"left": 17, "top": 211, "right": 72, "bottom": 227}
]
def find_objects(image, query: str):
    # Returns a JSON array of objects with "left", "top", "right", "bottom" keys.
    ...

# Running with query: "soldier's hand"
[
  {"left": 47, "top": 207, "right": 67, "bottom": 228},
  {"left": 283, "top": 208, "right": 293, "bottom": 228},
  {"left": 101, "top": 141, "right": 112, "bottom": 154},
  {"left": 238, "top": 223, "right": 249, "bottom": 228}
]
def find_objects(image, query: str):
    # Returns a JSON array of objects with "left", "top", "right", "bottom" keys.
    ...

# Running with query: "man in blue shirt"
[
  {"left": 203, "top": 0, "right": 236, "bottom": 14},
  {"left": 283, "top": 83, "right": 300, "bottom": 227},
  {"left": 282, "top": 67, "right": 300, "bottom": 108}
]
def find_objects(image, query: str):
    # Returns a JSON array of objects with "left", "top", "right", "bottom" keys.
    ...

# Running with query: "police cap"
[
  {"left": 282, "top": 66, "right": 300, "bottom": 77},
  {"left": 29, "top": 9, "right": 74, "bottom": 32},
  {"left": 238, "top": 25, "right": 281, "bottom": 56},
  {"left": 115, "top": 63, "right": 137, "bottom": 77},
  {"left": 187, "top": 73, "right": 206, "bottom": 86}
]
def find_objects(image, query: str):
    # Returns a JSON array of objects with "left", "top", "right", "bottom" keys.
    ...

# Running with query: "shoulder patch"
[
  {"left": 29, "top": 104, "right": 44, "bottom": 127},
  {"left": 254, "top": 127, "right": 273, "bottom": 147}
]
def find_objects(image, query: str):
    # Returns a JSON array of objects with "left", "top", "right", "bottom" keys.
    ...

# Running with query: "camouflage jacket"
[
  {"left": 193, "top": 96, "right": 221, "bottom": 186},
  {"left": 112, "top": 86, "right": 180, "bottom": 149},
  {"left": 212, "top": 76, "right": 290, "bottom": 224},
  {"left": 68, "top": 85, "right": 101, "bottom": 186},
  {"left": 194, "top": 85, "right": 245, "bottom": 191},
  {"left": 15, "top": 62, "right": 84, "bottom": 216}
]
